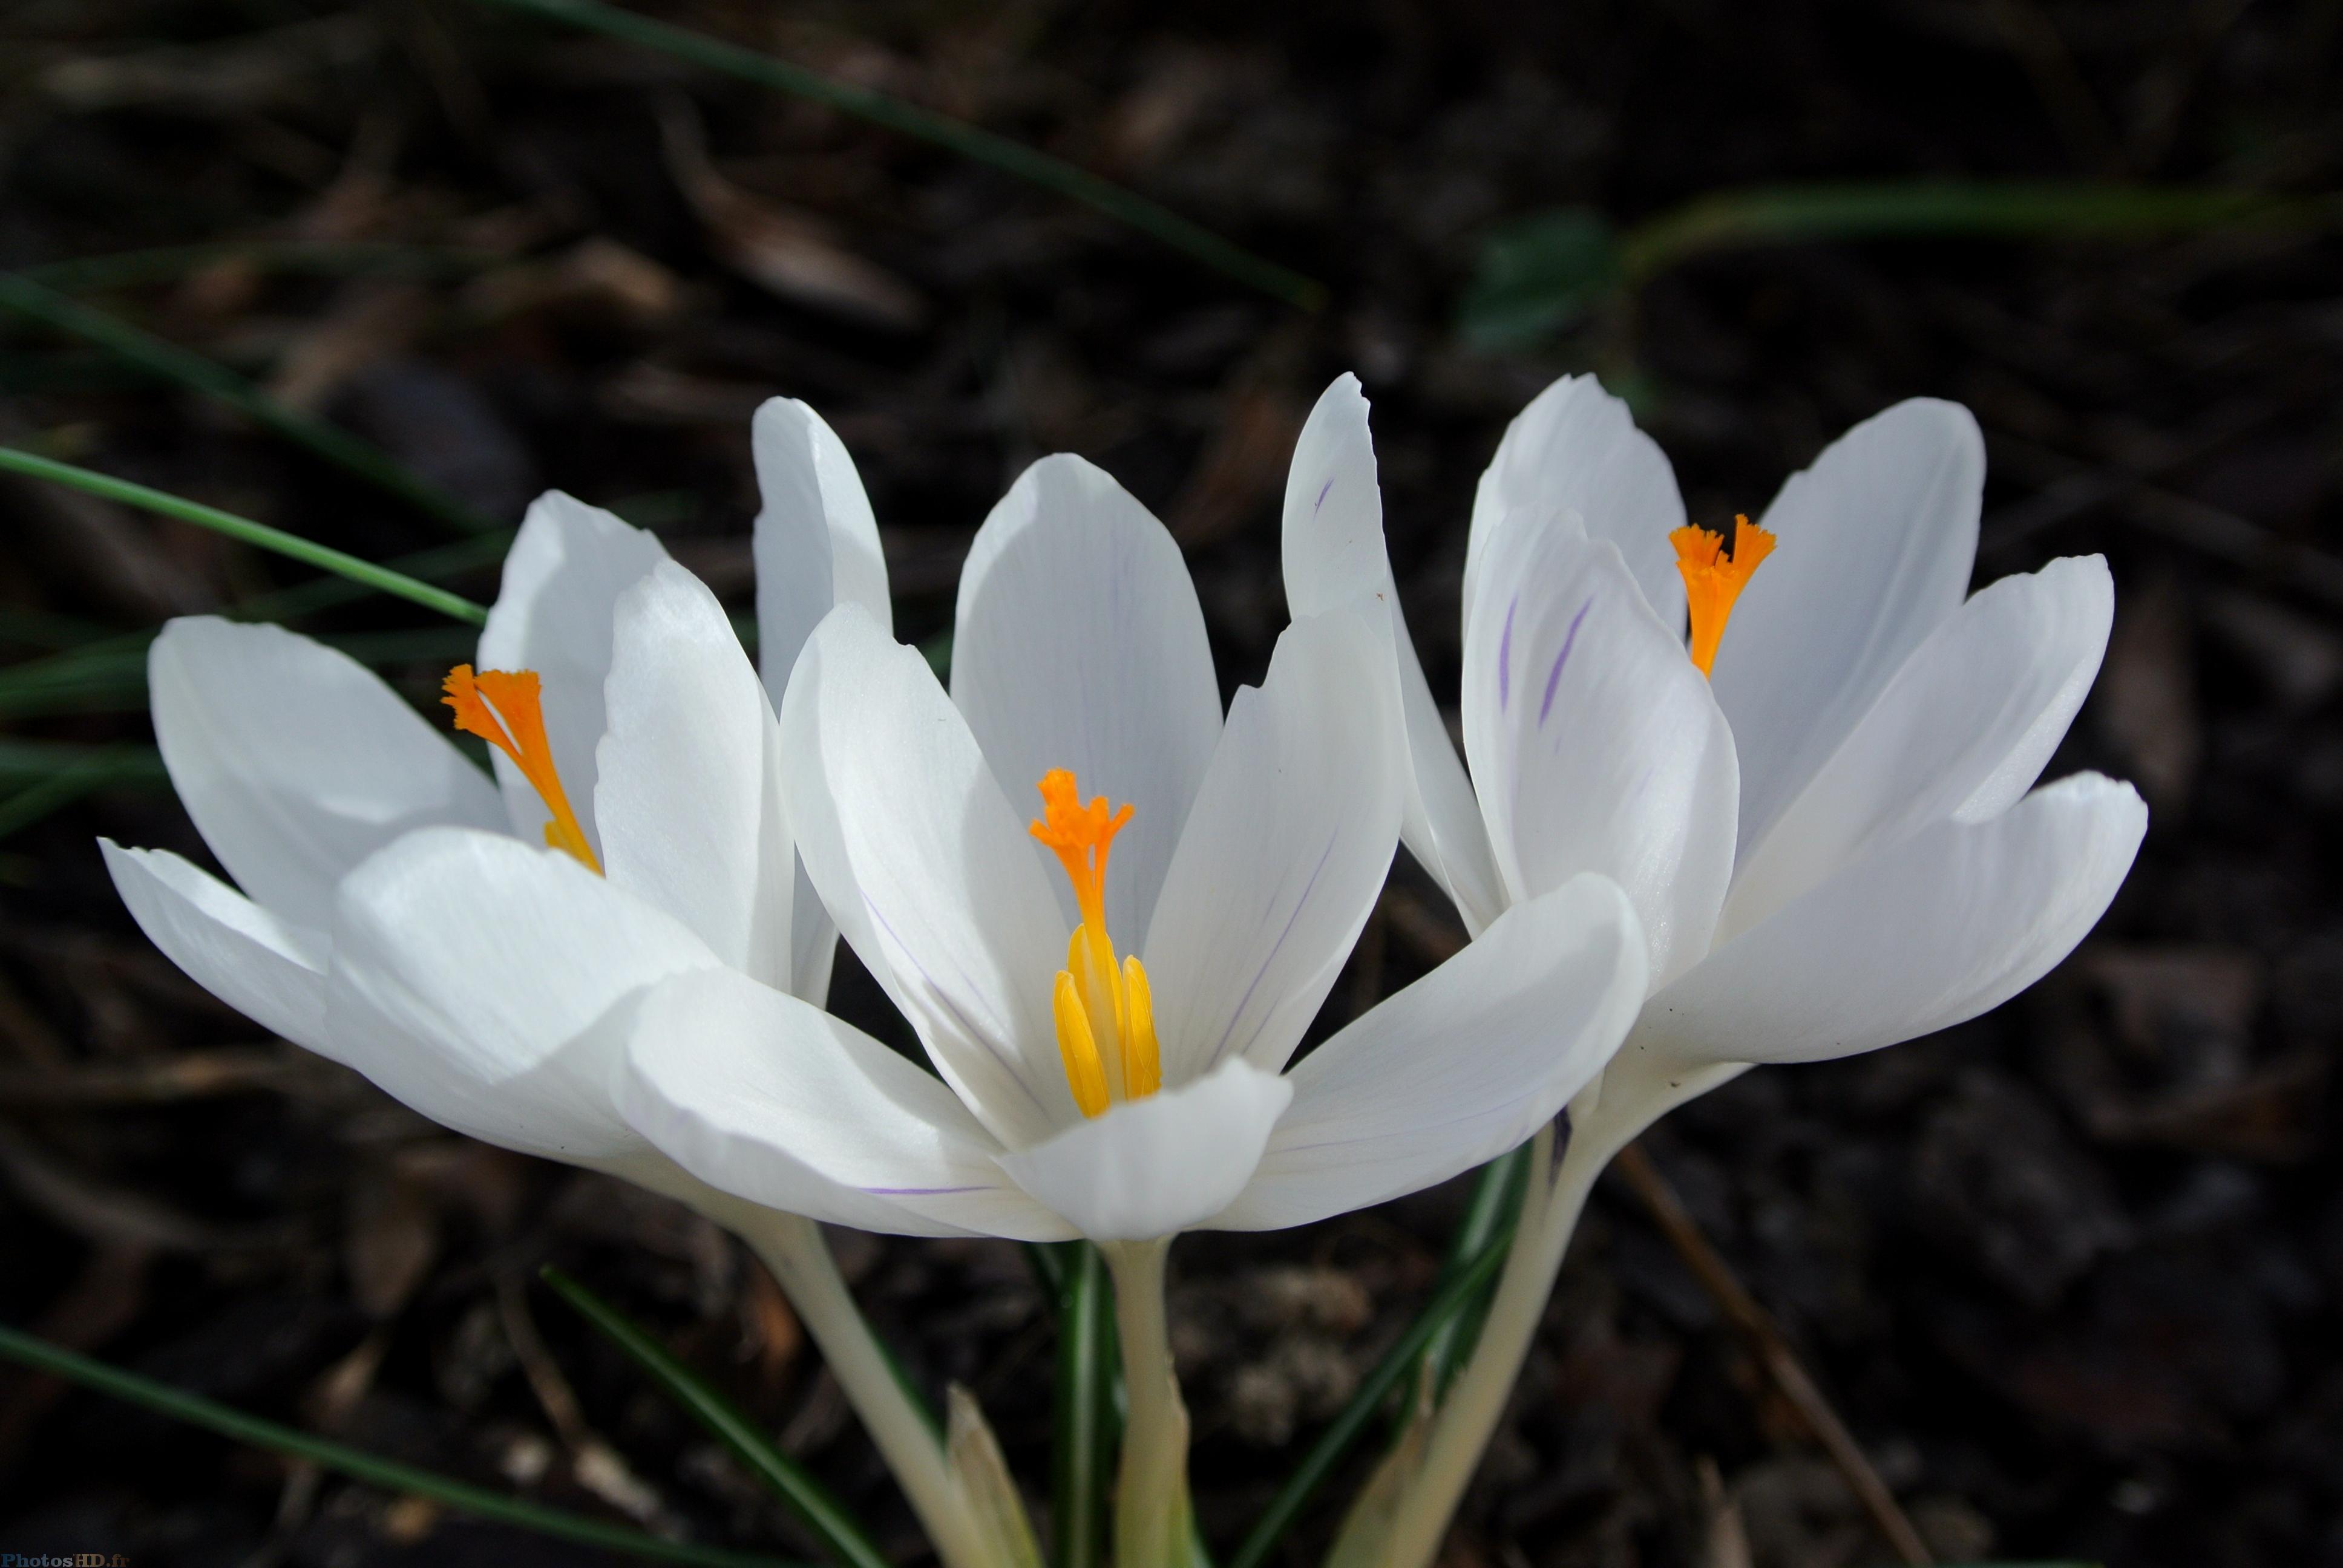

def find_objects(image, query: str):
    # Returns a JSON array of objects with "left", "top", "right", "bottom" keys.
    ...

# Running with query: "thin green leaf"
[
  {"left": 1619, "top": 180, "right": 2307, "bottom": 281},
  {"left": 1051, "top": 1242, "right": 1116, "bottom": 1568},
  {"left": 20, "top": 240, "right": 499, "bottom": 293},
  {"left": 539, "top": 1267, "right": 891, "bottom": 1568},
  {"left": 0, "top": 448, "right": 490, "bottom": 625},
  {"left": 1461, "top": 181, "right": 2334, "bottom": 349},
  {"left": 467, "top": 0, "right": 1325, "bottom": 310},
  {"left": 0, "top": 272, "right": 499, "bottom": 535},
  {"left": 0, "top": 643, "right": 150, "bottom": 720},
  {"left": 0, "top": 606, "right": 118, "bottom": 651},
  {"left": 1455, "top": 209, "right": 1624, "bottom": 351},
  {"left": 0, "top": 1322, "right": 806, "bottom": 1568},
  {"left": 1225, "top": 1230, "right": 1513, "bottom": 1568},
  {"left": 1411, "top": 1146, "right": 1532, "bottom": 1411},
  {"left": 0, "top": 739, "right": 166, "bottom": 790},
  {"left": 1021, "top": 1241, "right": 1070, "bottom": 1301},
  {"left": 240, "top": 529, "right": 516, "bottom": 626},
  {"left": 0, "top": 748, "right": 141, "bottom": 840}
]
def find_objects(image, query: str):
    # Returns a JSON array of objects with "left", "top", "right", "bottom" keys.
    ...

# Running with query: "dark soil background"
[{"left": 1, "top": 2, "right": 2340, "bottom": 1566}]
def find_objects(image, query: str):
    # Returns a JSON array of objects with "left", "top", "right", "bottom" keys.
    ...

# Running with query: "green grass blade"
[
  {"left": 0, "top": 748, "right": 146, "bottom": 839},
  {"left": 0, "top": 271, "right": 498, "bottom": 535},
  {"left": 0, "top": 1322, "right": 807, "bottom": 1568},
  {"left": 1619, "top": 178, "right": 2308, "bottom": 281},
  {"left": 539, "top": 1267, "right": 891, "bottom": 1568},
  {"left": 0, "top": 627, "right": 489, "bottom": 722},
  {"left": 20, "top": 241, "right": 498, "bottom": 293},
  {"left": 1050, "top": 1242, "right": 1116, "bottom": 1568},
  {"left": 468, "top": 0, "right": 1324, "bottom": 310},
  {"left": 1225, "top": 1231, "right": 1513, "bottom": 1568},
  {"left": 0, "top": 448, "right": 489, "bottom": 626},
  {"left": 0, "top": 739, "right": 165, "bottom": 840},
  {"left": 1461, "top": 180, "right": 2333, "bottom": 349},
  {"left": 0, "top": 643, "right": 150, "bottom": 720},
  {"left": 240, "top": 530, "right": 516, "bottom": 627},
  {"left": 1411, "top": 1147, "right": 1531, "bottom": 1411},
  {"left": 0, "top": 739, "right": 167, "bottom": 789},
  {"left": 0, "top": 607, "right": 117, "bottom": 651}
]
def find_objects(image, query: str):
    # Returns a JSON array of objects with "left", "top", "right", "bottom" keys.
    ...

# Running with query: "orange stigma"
[
  {"left": 442, "top": 665, "right": 601, "bottom": 873},
  {"left": 1670, "top": 514, "right": 1777, "bottom": 678},
  {"left": 1029, "top": 770, "right": 1157, "bottom": 1117},
  {"left": 1029, "top": 768, "right": 1132, "bottom": 929}
]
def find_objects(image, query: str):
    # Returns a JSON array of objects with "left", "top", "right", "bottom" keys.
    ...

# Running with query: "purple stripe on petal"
[
  {"left": 1313, "top": 476, "right": 1335, "bottom": 514},
  {"left": 1498, "top": 596, "right": 1518, "bottom": 711},
  {"left": 862, "top": 1184, "right": 988, "bottom": 1196},
  {"left": 1537, "top": 599, "right": 1593, "bottom": 727}
]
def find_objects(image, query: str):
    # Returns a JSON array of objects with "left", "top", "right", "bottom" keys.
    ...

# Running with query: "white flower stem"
[
  {"left": 1377, "top": 1122, "right": 1604, "bottom": 1568},
  {"left": 1103, "top": 1236, "right": 1188, "bottom": 1568},
  {"left": 734, "top": 1210, "right": 995, "bottom": 1568}
]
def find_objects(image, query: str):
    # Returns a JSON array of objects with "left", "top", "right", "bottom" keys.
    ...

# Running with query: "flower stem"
[
  {"left": 1103, "top": 1238, "right": 1188, "bottom": 1568},
  {"left": 734, "top": 1212, "right": 995, "bottom": 1568},
  {"left": 1375, "top": 1122, "right": 1601, "bottom": 1568}
]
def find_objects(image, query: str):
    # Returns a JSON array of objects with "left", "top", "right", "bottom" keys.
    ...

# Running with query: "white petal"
[
  {"left": 951, "top": 454, "right": 1222, "bottom": 940},
  {"left": 781, "top": 606, "right": 1074, "bottom": 1146},
  {"left": 595, "top": 561, "right": 795, "bottom": 990},
  {"left": 789, "top": 860, "right": 838, "bottom": 1007},
  {"left": 752, "top": 396, "right": 891, "bottom": 711},
  {"left": 1213, "top": 872, "right": 1646, "bottom": 1232},
  {"left": 477, "top": 491, "right": 672, "bottom": 855},
  {"left": 148, "top": 618, "right": 505, "bottom": 930},
  {"left": 747, "top": 402, "right": 873, "bottom": 1005},
  {"left": 1282, "top": 374, "right": 1506, "bottom": 932},
  {"left": 996, "top": 1059, "right": 1291, "bottom": 1241},
  {"left": 1726, "top": 555, "right": 2113, "bottom": 936},
  {"left": 1142, "top": 607, "right": 1401, "bottom": 1084},
  {"left": 616, "top": 969, "right": 1064, "bottom": 1240},
  {"left": 1712, "top": 399, "right": 1985, "bottom": 852},
  {"left": 1644, "top": 773, "right": 2147, "bottom": 1067},
  {"left": 1461, "top": 532, "right": 1738, "bottom": 987},
  {"left": 1463, "top": 374, "right": 1688, "bottom": 635},
  {"left": 102, "top": 840, "right": 329, "bottom": 1053},
  {"left": 323, "top": 826, "right": 723, "bottom": 1161}
]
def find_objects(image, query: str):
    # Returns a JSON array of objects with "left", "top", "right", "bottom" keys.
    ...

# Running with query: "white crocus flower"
[
  {"left": 101, "top": 396, "right": 882, "bottom": 1191},
  {"left": 1286, "top": 373, "right": 2146, "bottom": 1143},
  {"left": 1284, "top": 373, "right": 2148, "bottom": 1565},
  {"left": 100, "top": 401, "right": 1017, "bottom": 1568},
  {"left": 612, "top": 452, "right": 1650, "bottom": 1246}
]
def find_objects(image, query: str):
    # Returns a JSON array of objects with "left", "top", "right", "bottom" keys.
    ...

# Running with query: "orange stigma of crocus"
[
  {"left": 442, "top": 665, "right": 601, "bottom": 874},
  {"left": 1670, "top": 514, "right": 1777, "bottom": 678},
  {"left": 1029, "top": 769, "right": 1158, "bottom": 1118}
]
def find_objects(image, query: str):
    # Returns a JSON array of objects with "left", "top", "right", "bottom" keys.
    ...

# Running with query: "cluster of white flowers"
[{"left": 103, "top": 372, "right": 2143, "bottom": 1563}]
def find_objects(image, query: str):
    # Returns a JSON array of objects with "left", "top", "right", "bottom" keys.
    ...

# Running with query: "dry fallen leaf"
[
  {"left": 2097, "top": 569, "right": 2200, "bottom": 814},
  {"left": 658, "top": 97, "right": 925, "bottom": 330}
]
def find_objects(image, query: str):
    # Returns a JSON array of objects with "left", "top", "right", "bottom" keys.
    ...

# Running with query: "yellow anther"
[
  {"left": 442, "top": 664, "right": 601, "bottom": 874},
  {"left": 1032, "top": 770, "right": 1158, "bottom": 1118},
  {"left": 1670, "top": 514, "right": 1777, "bottom": 678},
  {"left": 1121, "top": 956, "right": 1160, "bottom": 1101},
  {"left": 1052, "top": 972, "right": 1110, "bottom": 1119}
]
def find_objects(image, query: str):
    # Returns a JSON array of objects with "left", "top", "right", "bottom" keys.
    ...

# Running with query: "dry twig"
[{"left": 1614, "top": 1142, "right": 1933, "bottom": 1568}]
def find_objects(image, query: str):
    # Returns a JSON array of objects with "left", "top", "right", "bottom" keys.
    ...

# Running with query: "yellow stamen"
[
  {"left": 1121, "top": 955, "right": 1160, "bottom": 1100},
  {"left": 1670, "top": 514, "right": 1777, "bottom": 678},
  {"left": 443, "top": 665, "right": 601, "bottom": 873},
  {"left": 1052, "top": 972, "right": 1110, "bottom": 1119},
  {"left": 1030, "top": 769, "right": 1158, "bottom": 1118}
]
